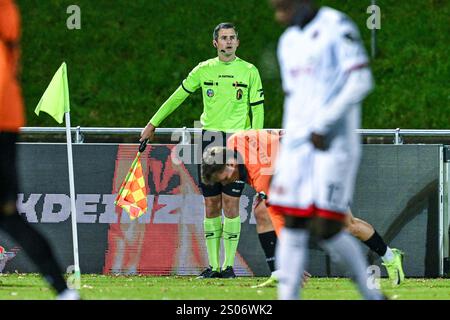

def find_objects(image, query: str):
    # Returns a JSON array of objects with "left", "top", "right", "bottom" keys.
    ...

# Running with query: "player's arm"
[
  {"left": 249, "top": 67, "right": 265, "bottom": 129},
  {"left": 140, "top": 64, "right": 202, "bottom": 142},
  {"left": 0, "top": 1, "right": 20, "bottom": 78},
  {"left": 311, "top": 20, "right": 373, "bottom": 149},
  {"left": 311, "top": 68, "right": 373, "bottom": 149}
]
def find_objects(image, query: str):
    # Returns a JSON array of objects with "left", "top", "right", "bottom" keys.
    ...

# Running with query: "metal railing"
[
  {"left": 19, "top": 127, "right": 450, "bottom": 145},
  {"left": 20, "top": 126, "right": 192, "bottom": 144}
]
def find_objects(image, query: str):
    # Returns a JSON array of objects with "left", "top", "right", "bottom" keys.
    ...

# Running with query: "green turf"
[{"left": 0, "top": 274, "right": 449, "bottom": 300}]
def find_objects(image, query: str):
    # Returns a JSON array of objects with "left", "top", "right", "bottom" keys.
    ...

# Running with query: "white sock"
[
  {"left": 275, "top": 228, "right": 309, "bottom": 300},
  {"left": 382, "top": 247, "right": 395, "bottom": 263},
  {"left": 320, "top": 231, "right": 383, "bottom": 300}
]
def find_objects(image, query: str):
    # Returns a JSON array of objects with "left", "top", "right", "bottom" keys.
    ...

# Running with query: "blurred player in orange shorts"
[
  {"left": 201, "top": 129, "right": 404, "bottom": 287},
  {"left": 0, "top": 0, "right": 79, "bottom": 299}
]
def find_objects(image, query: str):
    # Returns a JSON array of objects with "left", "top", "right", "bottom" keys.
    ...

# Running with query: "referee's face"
[{"left": 214, "top": 28, "right": 239, "bottom": 59}]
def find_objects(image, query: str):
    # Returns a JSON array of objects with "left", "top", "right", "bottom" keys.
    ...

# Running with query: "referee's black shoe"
[
  {"left": 221, "top": 266, "right": 236, "bottom": 278},
  {"left": 196, "top": 266, "right": 221, "bottom": 279}
]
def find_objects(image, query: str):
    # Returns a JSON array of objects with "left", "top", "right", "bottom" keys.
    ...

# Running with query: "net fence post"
[
  {"left": 75, "top": 126, "right": 84, "bottom": 143},
  {"left": 394, "top": 128, "right": 403, "bottom": 145}
]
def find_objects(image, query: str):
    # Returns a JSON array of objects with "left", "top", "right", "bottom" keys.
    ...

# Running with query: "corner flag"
[
  {"left": 115, "top": 140, "right": 149, "bottom": 220},
  {"left": 34, "top": 62, "right": 80, "bottom": 288},
  {"left": 34, "top": 62, "right": 70, "bottom": 124}
]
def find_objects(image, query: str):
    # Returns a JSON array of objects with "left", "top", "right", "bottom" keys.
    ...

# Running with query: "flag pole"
[
  {"left": 65, "top": 112, "right": 81, "bottom": 288},
  {"left": 34, "top": 62, "right": 80, "bottom": 287}
]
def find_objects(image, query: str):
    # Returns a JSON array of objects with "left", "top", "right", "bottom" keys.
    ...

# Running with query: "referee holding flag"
[{"left": 141, "top": 22, "right": 265, "bottom": 278}]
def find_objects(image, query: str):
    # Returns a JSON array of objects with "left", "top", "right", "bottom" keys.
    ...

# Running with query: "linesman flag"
[{"left": 115, "top": 139, "right": 149, "bottom": 220}]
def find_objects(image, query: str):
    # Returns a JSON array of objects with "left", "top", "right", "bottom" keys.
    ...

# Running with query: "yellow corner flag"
[
  {"left": 114, "top": 151, "right": 148, "bottom": 220},
  {"left": 34, "top": 62, "right": 70, "bottom": 124}
]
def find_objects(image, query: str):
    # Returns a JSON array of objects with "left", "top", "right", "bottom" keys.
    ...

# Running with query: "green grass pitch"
[{"left": 0, "top": 274, "right": 449, "bottom": 300}]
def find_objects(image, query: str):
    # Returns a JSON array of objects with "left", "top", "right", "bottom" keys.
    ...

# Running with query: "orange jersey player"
[
  {"left": 202, "top": 129, "right": 308, "bottom": 287},
  {"left": 225, "top": 129, "right": 285, "bottom": 236}
]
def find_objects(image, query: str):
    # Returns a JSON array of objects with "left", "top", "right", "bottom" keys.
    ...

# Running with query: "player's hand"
[
  {"left": 301, "top": 270, "right": 312, "bottom": 288},
  {"left": 310, "top": 132, "right": 328, "bottom": 151},
  {"left": 140, "top": 122, "right": 156, "bottom": 142}
]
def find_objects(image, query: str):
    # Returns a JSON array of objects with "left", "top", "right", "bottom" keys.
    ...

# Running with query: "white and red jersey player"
[{"left": 269, "top": 6, "right": 374, "bottom": 220}]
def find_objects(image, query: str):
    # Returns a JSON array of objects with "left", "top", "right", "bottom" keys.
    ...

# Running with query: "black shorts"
[
  {"left": 0, "top": 132, "right": 19, "bottom": 205},
  {"left": 198, "top": 130, "right": 245, "bottom": 198}
]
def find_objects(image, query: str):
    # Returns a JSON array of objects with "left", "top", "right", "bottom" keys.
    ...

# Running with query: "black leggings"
[
  {"left": 0, "top": 132, "right": 18, "bottom": 204},
  {"left": 0, "top": 131, "right": 67, "bottom": 293}
]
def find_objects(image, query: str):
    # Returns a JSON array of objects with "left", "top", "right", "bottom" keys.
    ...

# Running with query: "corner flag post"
[
  {"left": 65, "top": 111, "right": 81, "bottom": 287},
  {"left": 34, "top": 62, "right": 81, "bottom": 288}
]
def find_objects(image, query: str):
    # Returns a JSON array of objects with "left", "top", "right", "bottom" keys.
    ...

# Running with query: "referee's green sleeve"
[
  {"left": 149, "top": 64, "right": 201, "bottom": 126},
  {"left": 251, "top": 104, "right": 264, "bottom": 129},
  {"left": 149, "top": 85, "right": 190, "bottom": 126},
  {"left": 249, "top": 66, "right": 265, "bottom": 129}
]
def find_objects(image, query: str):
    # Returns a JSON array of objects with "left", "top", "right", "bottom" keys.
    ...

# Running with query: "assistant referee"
[{"left": 140, "top": 22, "right": 264, "bottom": 278}]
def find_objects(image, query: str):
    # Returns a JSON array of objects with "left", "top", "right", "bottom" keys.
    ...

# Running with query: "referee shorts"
[{"left": 199, "top": 130, "right": 245, "bottom": 198}]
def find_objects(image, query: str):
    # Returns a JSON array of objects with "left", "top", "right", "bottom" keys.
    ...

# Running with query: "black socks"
[
  {"left": 258, "top": 231, "right": 278, "bottom": 272},
  {"left": 363, "top": 230, "right": 388, "bottom": 257}
]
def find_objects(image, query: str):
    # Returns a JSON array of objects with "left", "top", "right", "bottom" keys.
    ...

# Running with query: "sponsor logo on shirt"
[
  {"left": 219, "top": 75, "right": 234, "bottom": 78},
  {"left": 289, "top": 66, "right": 314, "bottom": 77},
  {"left": 271, "top": 185, "right": 285, "bottom": 195}
]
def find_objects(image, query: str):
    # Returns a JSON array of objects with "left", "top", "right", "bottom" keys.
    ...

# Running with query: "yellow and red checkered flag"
[{"left": 114, "top": 140, "right": 148, "bottom": 220}]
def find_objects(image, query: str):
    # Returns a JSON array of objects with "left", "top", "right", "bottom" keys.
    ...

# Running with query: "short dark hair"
[
  {"left": 213, "top": 22, "right": 238, "bottom": 41},
  {"left": 201, "top": 146, "right": 236, "bottom": 185}
]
